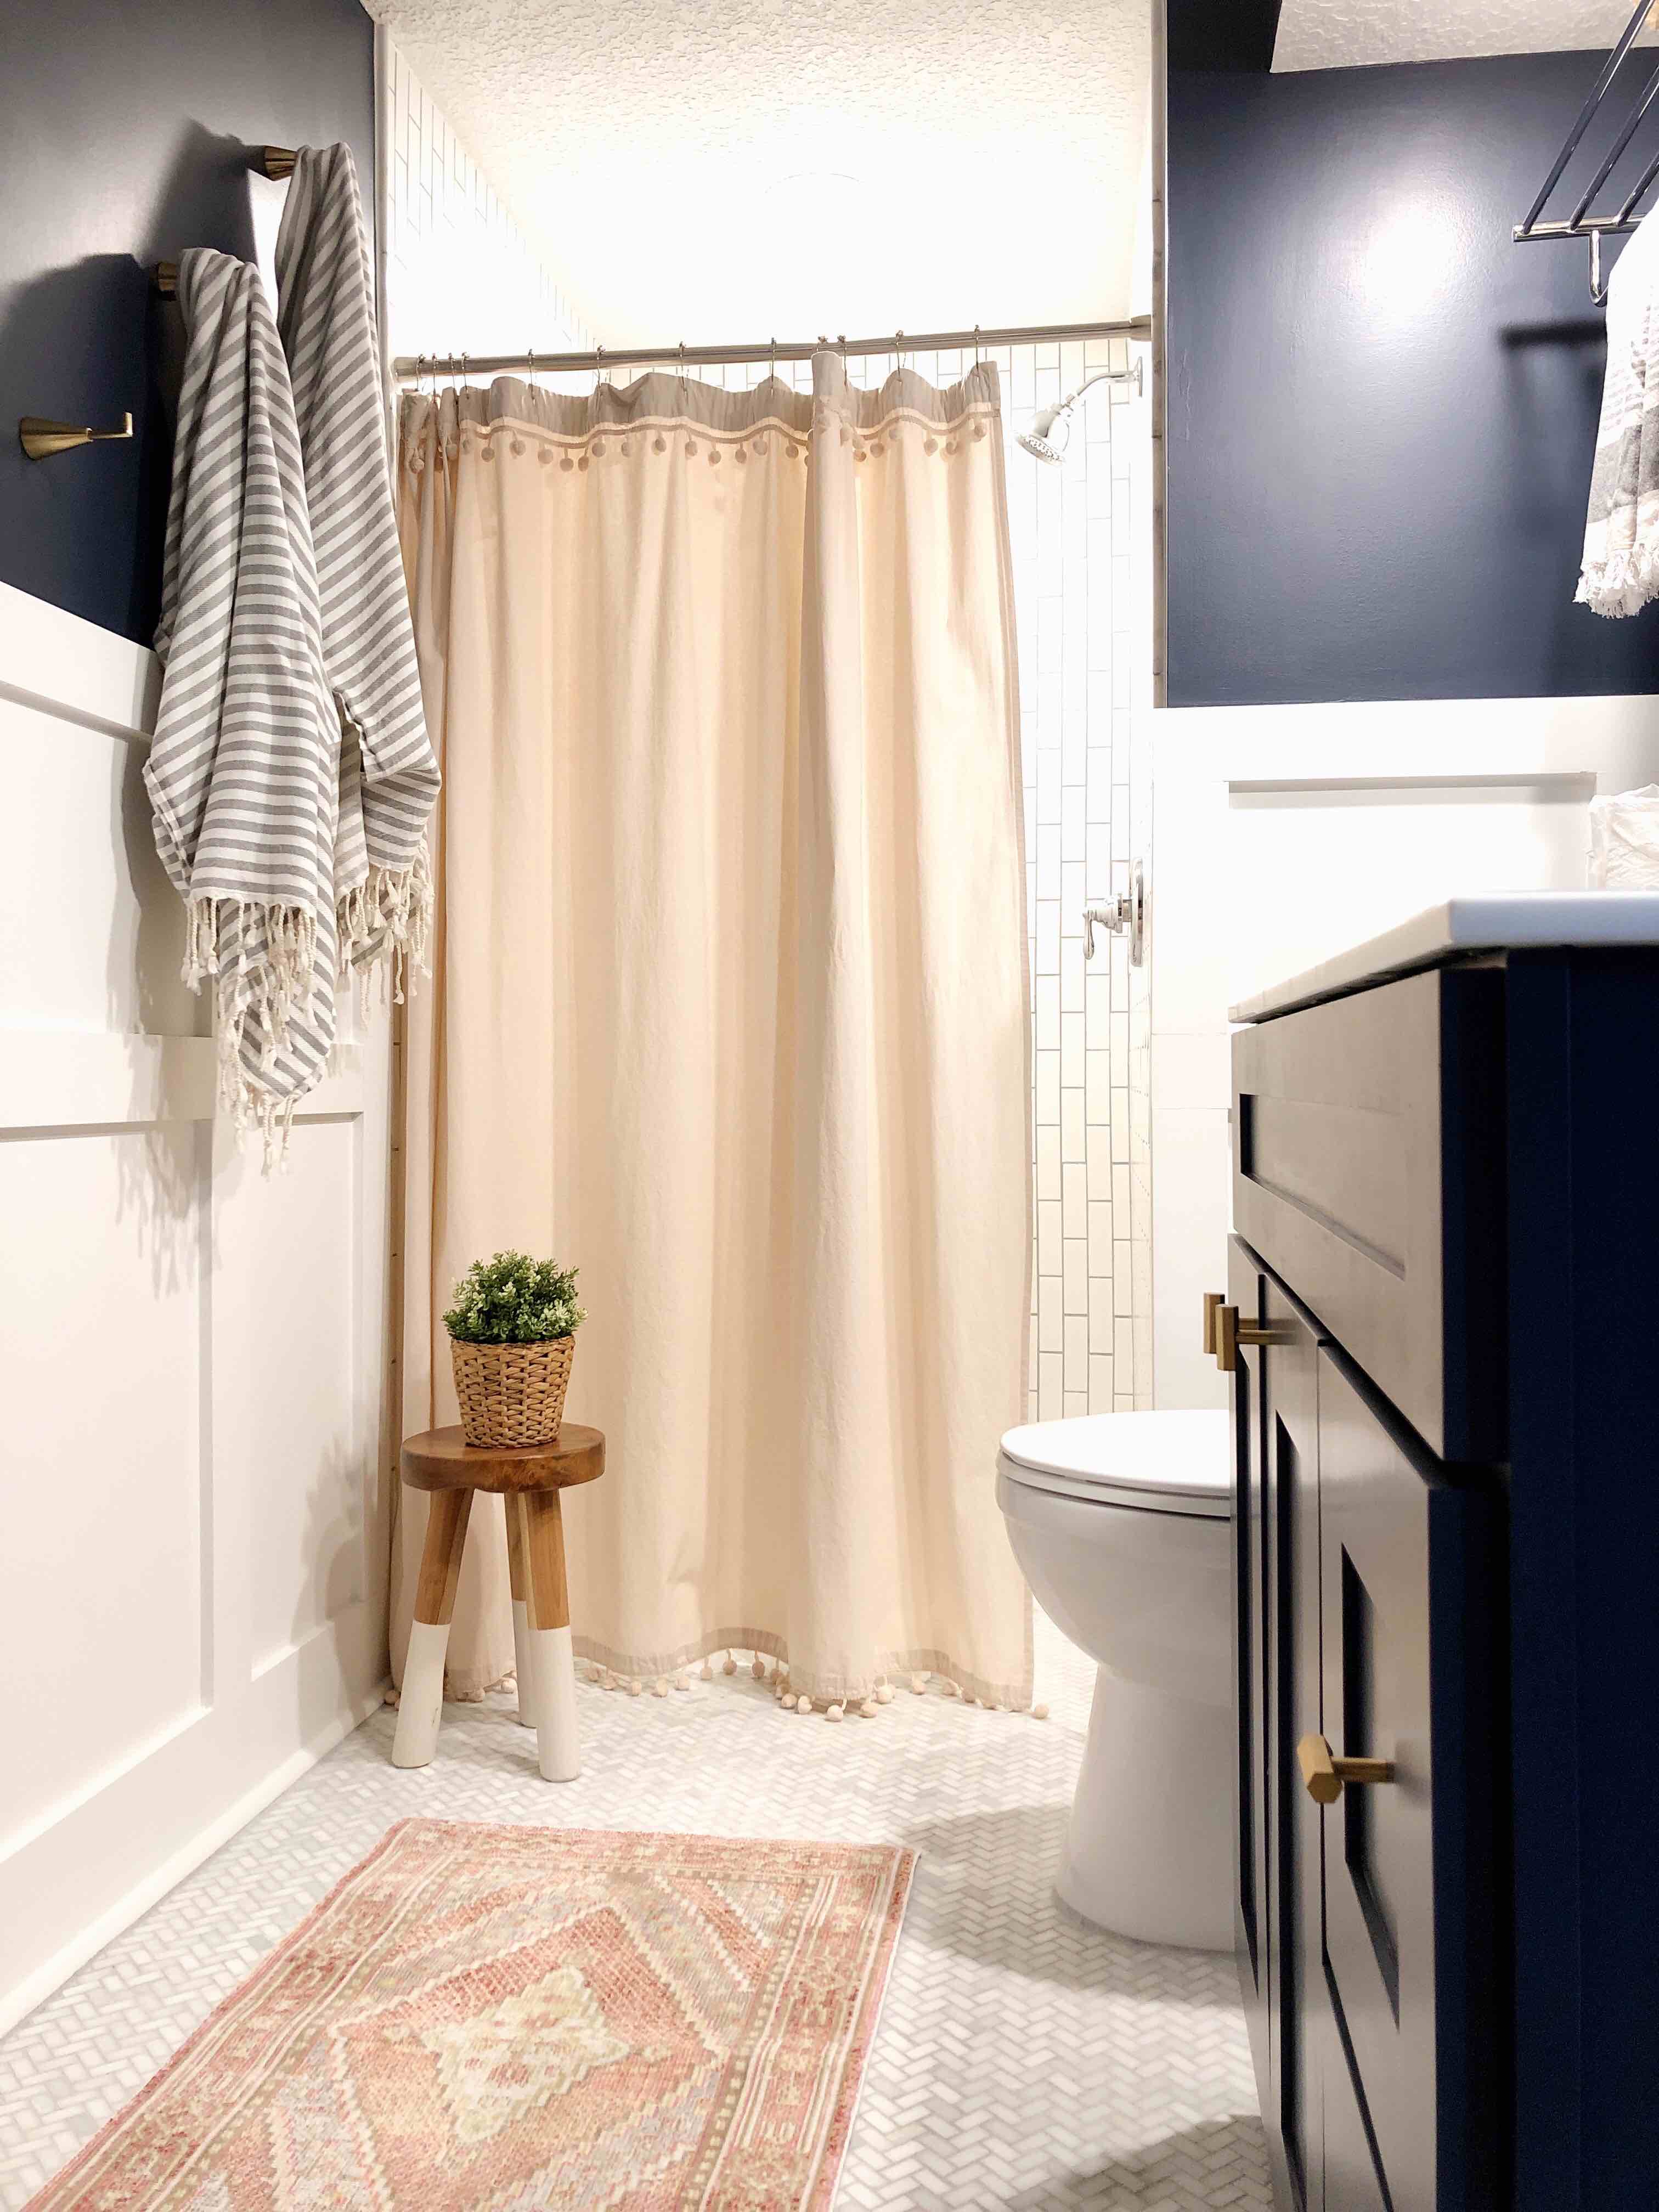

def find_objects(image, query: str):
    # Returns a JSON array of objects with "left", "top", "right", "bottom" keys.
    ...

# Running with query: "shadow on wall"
[
  {"left": 1499, "top": 315, "right": 1620, "bottom": 695},
  {"left": 0, "top": 123, "right": 255, "bottom": 645}
]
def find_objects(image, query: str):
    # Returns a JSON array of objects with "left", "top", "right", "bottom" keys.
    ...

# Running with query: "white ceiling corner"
[
  {"left": 1273, "top": 0, "right": 1652, "bottom": 73},
  {"left": 366, "top": 0, "right": 1150, "bottom": 349}
]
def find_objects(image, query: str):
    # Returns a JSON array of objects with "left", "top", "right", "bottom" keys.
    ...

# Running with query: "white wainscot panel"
[
  {"left": 0, "top": 699, "right": 196, "bottom": 1040},
  {"left": 0, "top": 580, "right": 392, "bottom": 2037},
  {"left": 217, "top": 1116, "right": 366, "bottom": 1677},
  {"left": 0, "top": 1124, "right": 207, "bottom": 1846},
  {"left": 1147, "top": 693, "right": 1659, "bottom": 1405}
]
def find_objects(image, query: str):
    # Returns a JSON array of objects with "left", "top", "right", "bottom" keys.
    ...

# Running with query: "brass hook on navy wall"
[
  {"left": 152, "top": 148, "right": 297, "bottom": 298},
  {"left": 19, "top": 413, "right": 134, "bottom": 460}
]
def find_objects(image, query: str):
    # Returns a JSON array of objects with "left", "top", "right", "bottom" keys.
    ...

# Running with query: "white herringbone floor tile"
[{"left": 0, "top": 1611, "right": 1269, "bottom": 2210}]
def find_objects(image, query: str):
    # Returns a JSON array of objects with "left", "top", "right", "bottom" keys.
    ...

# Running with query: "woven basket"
[{"left": 450, "top": 1336, "right": 575, "bottom": 1448}]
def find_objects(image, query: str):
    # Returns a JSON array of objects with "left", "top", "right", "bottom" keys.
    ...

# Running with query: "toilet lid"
[{"left": 998, "top": 1409, "right": 1232, "bottom": 1517}]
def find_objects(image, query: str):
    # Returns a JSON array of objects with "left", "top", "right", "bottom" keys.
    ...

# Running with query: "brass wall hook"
[
  {"left": 20, "top": 413, "right": 134, "bottom": 460},
  {"left": 152, "top": 147, "right": 296, "bottom": 301}
]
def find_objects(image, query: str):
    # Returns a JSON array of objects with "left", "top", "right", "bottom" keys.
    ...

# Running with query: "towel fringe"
[
  {"left": 336, "top": 833, "right": 435, "bottom": 1005},
  {"left": 183, "top": 895, "right": 328, "bottom": 1171},
  {"left": 1577, "top": 541, "right": 1659, "bottom": 619}
]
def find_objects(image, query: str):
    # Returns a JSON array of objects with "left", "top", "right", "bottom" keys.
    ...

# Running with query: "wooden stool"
[{"left": 393, "top": 1424, "right": 605, "bottom": 1782}]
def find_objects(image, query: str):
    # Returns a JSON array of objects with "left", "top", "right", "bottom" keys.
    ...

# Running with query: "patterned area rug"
[{"left": 30, "top": 1820, "right": 915, "bottom": 2211}]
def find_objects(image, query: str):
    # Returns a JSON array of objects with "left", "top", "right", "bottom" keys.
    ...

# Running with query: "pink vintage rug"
[{"left": 31, "top": 1820, "right": 915, "bottom": 2211}]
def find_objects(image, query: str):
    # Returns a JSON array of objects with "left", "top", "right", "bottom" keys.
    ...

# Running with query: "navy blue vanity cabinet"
[{"left": 1228, "top": 941, "right": 1659, "bottom": 2210}]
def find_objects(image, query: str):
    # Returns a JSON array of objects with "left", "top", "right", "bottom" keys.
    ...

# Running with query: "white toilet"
[{"left": 997, "top": 1409, "right": 1233, "bottom": 1950}]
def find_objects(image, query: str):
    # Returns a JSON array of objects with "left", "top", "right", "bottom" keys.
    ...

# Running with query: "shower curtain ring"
[
  {"left": 527, "top": 345, "right": 536, "bottom": 388},
  {"left": 973, "top": 324, "right": 981, "bottom": 367}
]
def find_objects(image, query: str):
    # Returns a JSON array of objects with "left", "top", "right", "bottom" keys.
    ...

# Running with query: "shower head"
[
  {"left": 1017, "top": 402, "right": 1071, "bottom": 466},
  {"left": 1017, "top": 356, "right": 1144, "bottom": 464}
]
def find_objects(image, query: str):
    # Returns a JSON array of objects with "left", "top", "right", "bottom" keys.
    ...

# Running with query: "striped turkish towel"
[
  {"left": 276, "top": 143, "right": 439, "bottom": 988},
  {"left": 146, "top": 248, "right": 339, "bottom": 1156},
  {"left": 1579, "top": 210, "right": 1659, "bottom": 616}
]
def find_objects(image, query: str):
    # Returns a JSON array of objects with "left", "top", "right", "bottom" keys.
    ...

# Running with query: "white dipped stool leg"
[
  {"left": 394, "top": 1621, "right": 450, "bottom": 1768},
  {"left": 517, "top": 1489, "right": 580, "bottom": 1782},
  {"left": 504, "top": 1496, "right": 536, "bottom": 1729},
  {"left": 391, "top": 1487, "right": 473, "bottom": 1770},
  {"left": 529, "top": 1624, "right": 580, "bottom": 1781}
]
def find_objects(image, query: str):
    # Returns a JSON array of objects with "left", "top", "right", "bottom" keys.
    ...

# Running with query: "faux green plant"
[{"left": 443, "top": 1251, "right": 586, "bottom": 1345}]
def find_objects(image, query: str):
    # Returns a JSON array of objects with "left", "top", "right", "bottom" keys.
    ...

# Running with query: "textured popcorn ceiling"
[
  {"left": 1275, "top": 0, "right": 1654, "bottom": 71},
  {"left": 366, "top": 0, "right": 1149, "bottom": 348}
]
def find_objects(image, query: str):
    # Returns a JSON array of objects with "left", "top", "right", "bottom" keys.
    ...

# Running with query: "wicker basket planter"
[{"left": 451, "top": 1335, "right": 575, "bottom": 1448}]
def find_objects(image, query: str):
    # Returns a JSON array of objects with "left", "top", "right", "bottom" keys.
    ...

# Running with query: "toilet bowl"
[{"left": 998, "top": 1409, "right": 1233, "bottom": 1950}]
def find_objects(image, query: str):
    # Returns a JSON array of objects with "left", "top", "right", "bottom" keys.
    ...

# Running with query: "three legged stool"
[{"left": 392, "top": 1423, "right": 605, "bottom": 1781}]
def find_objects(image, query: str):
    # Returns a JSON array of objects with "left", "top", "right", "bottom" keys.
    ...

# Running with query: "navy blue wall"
[
  {"left": 0, "top": 0, "right": 373, "bottom": 646},
  {"left": 1166, "top": 48, "right": 1659, "bottom": 705}
]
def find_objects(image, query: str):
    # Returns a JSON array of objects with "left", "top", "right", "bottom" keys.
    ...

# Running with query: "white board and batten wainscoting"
[
  {"left": 1148, "top": 693, "right": 1659, "bottom": 1409},
  {"left": 0, "top": 578, "right": 394, "bottom": 2035}
]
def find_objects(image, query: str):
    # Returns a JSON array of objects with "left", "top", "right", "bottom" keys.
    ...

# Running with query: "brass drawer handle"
[
  {"left": 1203, "top": 1292, "right": 1223, "bottom": 1354},
  {"left": 1212, "top": 1304, "right": 1290, "bottom": 1372},
  {"left": 1297, "top": 1731, "right": 1395, "bottom": 1804}
]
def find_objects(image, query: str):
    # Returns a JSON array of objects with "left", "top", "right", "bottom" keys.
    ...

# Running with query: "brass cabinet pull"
[
  {"left": 1212, "top": 1304, "right": 1290, "bottom": 1372},
  {"left": 1297, "top": 1731, "right": 1395, "bottom": 1804},
  {"left": 1203, "top": 1292, "right": 1223, "bottom": 1355}
]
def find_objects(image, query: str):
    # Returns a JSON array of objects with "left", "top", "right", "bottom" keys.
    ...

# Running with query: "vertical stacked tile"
[{"left": 383, "top": 43, "right": 592, "bottom": 370}]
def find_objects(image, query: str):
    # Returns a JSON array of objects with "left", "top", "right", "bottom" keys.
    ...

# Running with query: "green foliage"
[{"left": 443, "top": 1251, "right": 586, "bottom": 1344}]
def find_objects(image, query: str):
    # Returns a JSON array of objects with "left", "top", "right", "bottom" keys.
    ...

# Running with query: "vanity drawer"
[{"left": 1231, "top": 967, "right": 1506, "bottom": 1462}]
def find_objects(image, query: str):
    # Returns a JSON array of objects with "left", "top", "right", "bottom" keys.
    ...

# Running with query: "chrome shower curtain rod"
[{"left": 390, "top": 315, "right": 1152, "bottom": 386}]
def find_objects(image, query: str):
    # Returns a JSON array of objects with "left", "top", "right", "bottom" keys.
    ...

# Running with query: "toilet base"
[{"left": 1058, "top": 1663, "right": 1233, "bottom": 1951}]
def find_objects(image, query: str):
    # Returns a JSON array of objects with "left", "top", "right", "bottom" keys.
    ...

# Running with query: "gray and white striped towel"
[
  {"left": 1579, "top": 210, "right": 1659, "bottom": 617},
  {"left": 148, "top": 148, "right": 439, "bottom": 1165},
  {"left": 146, "top": 248, "right": 340, "bottom": 1154},
  {"left": 276, "top": 144, "right": 439, "bottom": 985}
]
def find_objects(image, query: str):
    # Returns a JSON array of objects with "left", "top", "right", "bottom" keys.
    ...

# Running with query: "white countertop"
[{"left": 1230, "top": 893, "right": 1659, "bottom": 1023}]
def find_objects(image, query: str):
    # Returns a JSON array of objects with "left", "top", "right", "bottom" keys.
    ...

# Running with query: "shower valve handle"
[
  {"left": 1081, "top": 896, "right": 1131, "bottom": 958},
  {"left": 1081, "top": 860, "right": 1146, "bottom": 967}
]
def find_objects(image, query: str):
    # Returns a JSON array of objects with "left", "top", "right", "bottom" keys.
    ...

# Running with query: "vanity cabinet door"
[
  {"left": 1260, "top": 1271, "right": 1325, "bottom": 2212},
  {"left": 1314, "top": 1352, "right": 1502, "bottom": 2212},
  {"left": 1230, "top": 1239, "right": 1324, "bottom": 2212},
  {"left": 1229, "top": 1238, "right": 1270, "bottom": 2087}
]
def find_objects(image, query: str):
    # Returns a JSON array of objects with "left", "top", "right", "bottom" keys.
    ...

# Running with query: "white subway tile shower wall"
[
  {"left": 1013, "top": 340, "right": 1152, "bottom": 1417},
  {"left": 382, "top": 43, "right": 592, "bottom": 363},
  {"left": 383, "top": 84, "right": 1153, "bottom": 1414}
]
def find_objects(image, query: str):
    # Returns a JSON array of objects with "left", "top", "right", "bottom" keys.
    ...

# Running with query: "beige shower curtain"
[{"left": 392, "top": 352, "right": 1032, "bottom": 1709}]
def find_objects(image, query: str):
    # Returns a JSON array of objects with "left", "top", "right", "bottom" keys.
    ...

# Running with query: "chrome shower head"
[
  {"left": 1018, "top": 357, "right": 1144, "bottom": 464},
  {"left": 1017, "top": 401, "right": 1071, "bottom": 465}
]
